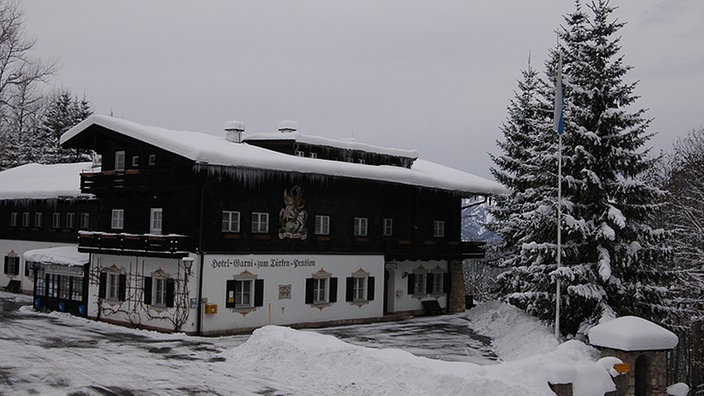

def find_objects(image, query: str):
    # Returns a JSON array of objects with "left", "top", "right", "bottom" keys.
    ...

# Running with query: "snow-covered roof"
[
  {"left": 23, "top": 245, "right": 89, "bottom": 267},
  {"left": 0, "top": 162, "right": 94, "bottom": 200},
  {"left": 588, "top": 316, "right": 678, "bottom": 351},
  {"left": 244, "top": 131, "right": 419, "bottom": 160},
  {"left": 62, "top": 115, "right": 506, "bottom": 196}
]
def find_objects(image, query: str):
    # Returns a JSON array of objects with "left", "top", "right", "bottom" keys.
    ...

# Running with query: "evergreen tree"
[
  {"left": 493, "top": 0, "right": 670, "bottom": 336},
  {"left": 35, "top": 89, "right": 93, "bottom": 164}
]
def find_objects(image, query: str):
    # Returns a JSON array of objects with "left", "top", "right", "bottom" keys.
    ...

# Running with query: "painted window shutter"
[
  {"left": 305, "top": 278, "right": 315, "bottom": 304},
  {"left": 367, "top": 276, "right": 375, "bottom": 301},
  {"left": 118, "top": 274, "right": 127, "bottom": 301},
  {"left": 225, "top": 280, "right": 235, "bottom": 308},
  {"left": 407, "top": 273, "right": 416, "bottom": 294},
  {"left": 426, "top": 274, "right": 434, "bottom": 294},
  {"left": 143, "top": 277, "right": 152, "bottom": 304},
  {"left": 345, "top": 277, "right": 354, "bottom": 302},
  {"left": 329, "top": 277, "right": 338, "bottom": 303},
  {"left": 443, "top": 272, "right": 450, "bottom": 293},
  {"left": 254, "top": 279, "right": 264, "bottom": 307},
  {"left": 165, "top": 278, "right": 175, "bottom": 308},
  {"left": 98, "top": 272, "right": 107, "bottom": 299}
]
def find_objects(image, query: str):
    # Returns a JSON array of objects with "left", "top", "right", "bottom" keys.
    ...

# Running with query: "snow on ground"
[{"left": 0, "top": 292, "right": 615, "bottom": 395}]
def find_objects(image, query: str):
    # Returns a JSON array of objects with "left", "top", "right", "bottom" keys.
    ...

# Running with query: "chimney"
[
  {"left": 224, "top": 121, "right": 246, "bottom": 143},
  {"left": 278, "top": 120, "right": 298, "bottom": 133}
]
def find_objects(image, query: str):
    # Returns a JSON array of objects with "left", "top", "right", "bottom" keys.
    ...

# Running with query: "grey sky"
[{"left": 22, "top": 1, "right": 704, "bottom": 179}]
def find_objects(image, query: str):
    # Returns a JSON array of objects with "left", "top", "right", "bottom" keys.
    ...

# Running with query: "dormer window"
[{"left": 132, "top": 155, "right": 139, "bottom": 167}]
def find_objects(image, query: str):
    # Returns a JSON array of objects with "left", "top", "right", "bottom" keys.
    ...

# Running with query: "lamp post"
[{"left": 183, "top": 257, "right": 194, "bottom": 276}]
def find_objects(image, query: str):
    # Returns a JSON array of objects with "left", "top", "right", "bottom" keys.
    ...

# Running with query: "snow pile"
[
  {"left": 466, "top": 301, "right": 559, "bottom": 360},
  {"left": 588, "top": 316, "right": 678, "bottom": 351},
  {"left": 221, "top": 302, "right": 616, "bottom": 395}
]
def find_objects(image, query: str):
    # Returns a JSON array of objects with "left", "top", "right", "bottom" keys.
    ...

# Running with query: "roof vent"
[
  {"left": 224, "top": 121, "right": 246, "bottom": 143},
  {"left": 278, "top": 120, "right": 298, "bottom": 133}
]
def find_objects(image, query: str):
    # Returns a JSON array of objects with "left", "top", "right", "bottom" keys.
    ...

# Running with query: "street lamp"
[{"left": 183, "top": 257, "right": 194, "bottom": 276}]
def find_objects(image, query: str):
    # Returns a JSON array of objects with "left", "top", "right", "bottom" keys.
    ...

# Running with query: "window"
[
  {"left": 132, "top": 155, "right": 139, "bottom": 167},
  {"left": 22, "top": 212, "right": 30, "bottom": 227},
  {"left": 430, "top": 272, "right": 445, "bottom": 294},
  {"left": 407, "top": 272, "right": 427, "bottom": 295},
  {"left": 225, "top": 278, "right": 264, "bottom": 309},
  {"left": 251, "top": 212, "right": 269, "bottom": 233},
  {"left": 9, "top": 212, "right": 17, "bottom": 227},
  {"left": 150, "top": 208, "right": 162, "bottom": 234},
  {"left": 70, "top": 277, "right": 84, "bottom": 302},
  {"left": 359, "top": 159, "right": 366, "bottom": 164},
  {"left": 295, "top": 150, "right": 305, "bottom": 157},
  {"left": 3, "top": 256, "right": 20, "bottom": 275},
  {"left": 314, "top": 215, "right": 330, "bottom": 235},
  {"left": 80, "top": 213, "right": 90, "bottom": 229},
  {"left": 305, "top": 274, "right": 337, "bottom": 305},
  {"left": 115, "top": 150, "right": 125, "bottom": 171},
  {"left": 353, "top": 217, "right": 368, "bottom": 237},
  {"left": 148, "top": 154, "right": 156, "bottom": 166},
  {"left": 143, "top": 275, "right": 175, "bottom": 307},
  {"left": 433, "top": 220, "right": 445, "bottom": 238},
  {"left": 52, "top": 212, "right": 61, "bottom": 228},
  {"left": 222, "top": 211, "right": 240, "bottom": 232},
  {"left": 310, "top": 152, "right": 318, "bottom": 159},
  {"left": 111, "top": 209, "right": 124, "bottom": 230},
  {"left": 34, "top": 212, "right": 43, "bottom": 227},
  {"left": 99, "top": 272, "right": 126, "bottom": 301},
  {"left": 66, "top": 212, "right": 75, "bottom": 229},
  {"left": 346, "top": 275, "right": 376, "bottom": 303},
  {"left": 383, "top": 218, "right": 393, "bottom": 236}
]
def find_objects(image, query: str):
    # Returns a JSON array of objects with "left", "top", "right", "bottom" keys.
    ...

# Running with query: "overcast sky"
[{"left": 21, "top": 1, "right": 704, "bottom": 179}]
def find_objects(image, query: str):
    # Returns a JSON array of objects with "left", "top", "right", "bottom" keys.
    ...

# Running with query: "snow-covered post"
[{"left": 588, "top": 316, "right": 679, "bottom": 396}]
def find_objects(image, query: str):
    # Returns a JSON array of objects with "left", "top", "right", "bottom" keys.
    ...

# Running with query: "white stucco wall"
[
  {"left": 384, "top": 260, "right": 448, "bottom": 313},
  {"left": 0, "top": 239, "right": 75, "bottom": 294}
]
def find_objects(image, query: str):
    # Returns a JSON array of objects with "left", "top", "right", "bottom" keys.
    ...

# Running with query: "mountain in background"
[{"left": 461, "top": 197, "right": 498, "bottom": 242}]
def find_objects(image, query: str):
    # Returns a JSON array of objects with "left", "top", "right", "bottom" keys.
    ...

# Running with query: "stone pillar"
[{"left": 447, "top": 259, "right": 466, "bottom": 313}]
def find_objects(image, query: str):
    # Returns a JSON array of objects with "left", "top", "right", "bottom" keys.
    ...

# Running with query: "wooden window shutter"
[
  {"left": 329, "top": 277, "right": 338, "bottom": 303},
  {"left": 305, "top": 278, "right": 315, "bottom": 304},
  {"left": 118, "top": 274, "right": 127, "bottom": 301},
  {"left": 254, "top": 279, "right": 264, "bottom": 307},
  {"left": 165, "top": 278, "right": 175, "bottom": 308},
  {"left": 225, "top": 280, "right": 235, "bottom": 308},
  {"left": 98, "top": 272, "right": 107, "bottom": 299},
  {"left": 407, "top": 273, "right": 416, "bottom": 294},
  {"left": 345, "top": 277, "right": 354, "bottom": 302},
  {"left": 443, "top": 272, "right": 451, "bottom": 294},
  {"left": 426, "top": 274, "right": 433, "bottom": 294},
  {"left": 143, "top": 277, "right": 152, "bottom": 304},
  {"left": 367, "top": 276, "right": 375, "bottom": 301}
]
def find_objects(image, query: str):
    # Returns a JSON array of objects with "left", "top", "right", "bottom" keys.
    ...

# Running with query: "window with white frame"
[
  {"left": 314, "top": 215, "right": 330, "bottom": 235},
  {"left": 70, "top": 277, "right": 83, "bottom": 301},
  {"left": 66, "top": 212, "right": 75, "bottom": 229},
  {"left": 154, "top": 277, "right": 166, "bottom": 305},
  {"left": 295, "top": 150, "right": 305, "bottom": 157},
  {"left": 407, "top": 270, "right": 427, "bottom": 295},
  {"left": 111, "top": 209, "right": 124, "bottom": 230},
  {"left": 52, "top": 212, "right": 61, "bottom": 228},
  {"left": 22, "top": 212, "right": 30, "bottom": 227},
  {"left": 225, "top": 277, "right": 264, "bottom": 309},
  {"left": 433, "top": 220, "right": 445, "bottom": 238},
  {"left": 148, "top": 154, "right": 156, "bottom": 166},
  {"left": 106, "top": 273, "right": 120, "bottom": 300},
  {"left": 353, "top": 217, "right": 368, "bottom": 237},
  {"left": 143, "top": 273, "right": 174, "bottom": 308},
  {"left": 309, "top": 152, "right": 318, "bottom": 159},
  {"left": 383, "top": 218, "right": 393, "bottom": 236},
  {"left": 150, "top": 208, "right": 162, "bottom": 234},
  {"left": 10, "top": 212, "right": 17, "bottom": 227},
  {"left": 431, "top": 272, "right": 444, "bottom": 294},
  {"left": 305, "top": 271, "right": 337, "bottom": 305},
  {"left": 80, "top": 212, "right": 90, "bottom": 229},
  {"left": 34, "top": 212, "right": 43, "bottom": 227},
  {"left": 131, "top": 155, "right": 139, "bottom": 167},
  {"left": 251, "top": 212, "right": 269, "bottom": 233},
  {"left": 221, "top": 211, "right": 240, "bottom": 232},
  {"left": 115, "top": 150, "right": 125, "bottom": 171}
]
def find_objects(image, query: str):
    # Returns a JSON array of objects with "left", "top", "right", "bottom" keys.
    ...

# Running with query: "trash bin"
[
  {"left": 78, "top": 305, "right": 86, "bottom": 316},
  {"left": 58, "top": 301, "right": 66, "bottom": 312},
  {"left": 33, "top": 297, "right": 42, "bottom": 310}
]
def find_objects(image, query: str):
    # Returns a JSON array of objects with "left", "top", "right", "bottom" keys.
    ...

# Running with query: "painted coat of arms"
[{"left": 279, "top": 185, "right": 308, "bottom": 240}]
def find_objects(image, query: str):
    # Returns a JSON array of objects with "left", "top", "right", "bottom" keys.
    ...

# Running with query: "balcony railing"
[
  {"left": 77, "top": 231, "right": 191, "bottom": 258},
  {"left": 80, "top": 169, "right": 181, "bottom": 193}
]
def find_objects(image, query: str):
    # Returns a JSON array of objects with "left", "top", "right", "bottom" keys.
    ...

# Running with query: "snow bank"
[{"left": 588, "top": 316, "right": 678, "bottom": 351}]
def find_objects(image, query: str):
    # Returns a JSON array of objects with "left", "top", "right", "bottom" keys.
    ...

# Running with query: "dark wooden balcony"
[
  {"left": 77, "top": 231, "right": 192, "bottom": 258},
  {"left": 382, "top": 240, "right": 485, "bottom": 261},
  {"left": 80, "top": 169, "right": 186, "bottom": 193}
]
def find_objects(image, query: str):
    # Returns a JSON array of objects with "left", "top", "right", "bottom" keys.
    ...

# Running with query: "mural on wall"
[{"left": 279, "top": 185, "right": 308, "bottom": 240}]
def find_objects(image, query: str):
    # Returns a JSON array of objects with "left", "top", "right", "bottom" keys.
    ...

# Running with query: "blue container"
[
  {"left": 33, "top": 297, "right": 42, "bottom": 310},
  {"left": 78, "top": 305, "right": 86, "bottom": 316},
  {"left": 58, "top": 302, "right": 66, "bottom": 312}
]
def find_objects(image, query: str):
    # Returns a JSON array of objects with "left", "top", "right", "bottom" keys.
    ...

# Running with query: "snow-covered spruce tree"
[
  {"left": 490, "top": 59, "right": 560, "bottom": 321},
  {"left": 35, "top": 89, "right": 93, "bottom": 164},
  {"left": 493, "top": 0, "right": 671, "bottom": 336}
]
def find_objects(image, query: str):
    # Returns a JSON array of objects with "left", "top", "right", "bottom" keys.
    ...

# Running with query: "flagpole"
[{"left": 553, "top": 50, "right": 564, "bottom": 339}]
